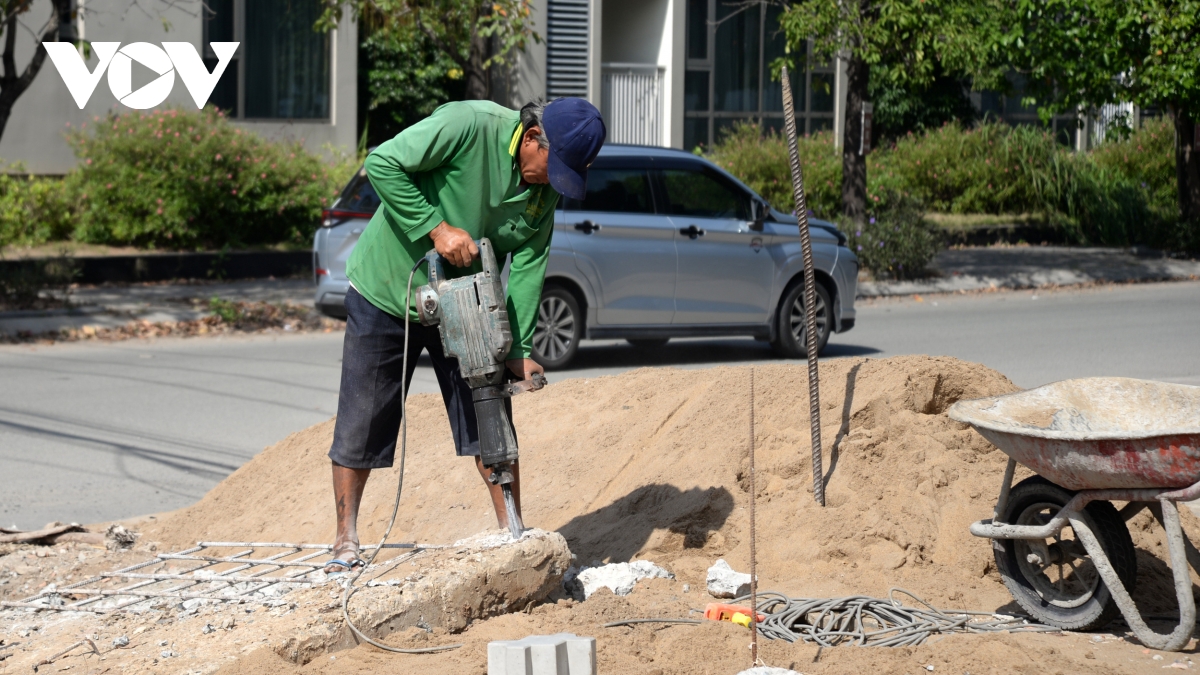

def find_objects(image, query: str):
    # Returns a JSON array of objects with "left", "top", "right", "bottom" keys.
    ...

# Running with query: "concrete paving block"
[{"left": 488, "top": 633, "right": 596, "bottom": 675}]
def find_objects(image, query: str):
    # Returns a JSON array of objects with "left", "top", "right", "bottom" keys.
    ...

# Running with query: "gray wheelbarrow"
[{"left": 948, "top": 377, "right": 1200, "bottom": 651}]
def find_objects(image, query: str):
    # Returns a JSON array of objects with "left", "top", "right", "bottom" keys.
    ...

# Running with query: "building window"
[
  {"left": 685, "top": 0, "right": 834, "bottom": 150},
  {"left": 203, "top": 0, "right": 238, "bottom": 115},
  {"left": 975, "top": 74, "right": 1081, "bottom": 147},
  {"left": 203, "top": 0, "right": 332, "bottom": 120}
]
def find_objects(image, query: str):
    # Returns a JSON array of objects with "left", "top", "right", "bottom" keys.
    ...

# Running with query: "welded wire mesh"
[{"left": 1, "top": 541, "right": 427, "bottom": 615}]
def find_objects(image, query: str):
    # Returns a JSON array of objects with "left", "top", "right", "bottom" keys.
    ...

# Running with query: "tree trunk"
[
  {"left": 464, "top": 30, "right": 490, "bottom": 100},
  {"left": 1169, "top": 105, "right": 1200, "bottom": 224},
  {"left": 0, "top": 0, "right": 68, "bottom": 143},
  {"left": 841, "top": 53, "right": 869, "bottom": 225}
]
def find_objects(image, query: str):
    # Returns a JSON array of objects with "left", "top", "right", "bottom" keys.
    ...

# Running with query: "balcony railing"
[{"left": 601, "top": 63, "right": 665, "bottom": 146}]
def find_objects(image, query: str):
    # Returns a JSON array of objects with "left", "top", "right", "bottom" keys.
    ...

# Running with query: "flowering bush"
[
  {"left": 848, "top": 191, "right": 942, "bottom": 280},
  {"left": 64, "top": 107, "right": 349, "bottom": 249}
]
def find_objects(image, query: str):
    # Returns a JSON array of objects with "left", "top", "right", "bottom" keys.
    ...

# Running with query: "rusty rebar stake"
[
  {"left": 781, "top": 65, "right": 824, "bottom": 507},
  {"left": 748, "top": 367, "right": 759, "bottom": 665}
]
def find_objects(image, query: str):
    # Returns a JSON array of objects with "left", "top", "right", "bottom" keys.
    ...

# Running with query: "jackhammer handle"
[
  {"left": 423, "top": 238, "right": 497, "bottom": 285},
  {"left": 512, "top": 372, "right": 547, "bottom": 394}
]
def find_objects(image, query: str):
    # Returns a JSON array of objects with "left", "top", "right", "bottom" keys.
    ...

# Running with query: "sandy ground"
[{"left": 4, "top": 356, "right": 1200, "bottom": 674}]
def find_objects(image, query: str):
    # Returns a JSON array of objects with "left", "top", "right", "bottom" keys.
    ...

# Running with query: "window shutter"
[{"left": 546, "top": 0, "right": 589, "bottom": 98}]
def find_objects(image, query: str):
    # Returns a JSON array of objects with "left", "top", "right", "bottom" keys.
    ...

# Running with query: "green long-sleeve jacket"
[{"left": 346, "top": 101, "right": 559, "bottom": 360}]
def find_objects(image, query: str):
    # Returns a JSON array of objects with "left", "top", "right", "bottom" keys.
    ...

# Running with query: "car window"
[
  {"left": 661, "top": 168, "right": 750, "bottom": 220},
  {"left": 564, "top": 169, "right": 654, "bottom": 213},
  {"left": 338, "top": 169, "right": 380, "bottom": 213}
]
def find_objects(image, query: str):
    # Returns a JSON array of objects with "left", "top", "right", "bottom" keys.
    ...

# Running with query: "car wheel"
[
  {"left": 532, "top": 286, "right": 581, "bottom": 369},
  {"left": 771, "top": 282, "right": 832, "bottom": 359},
  {"left": 627, "top": 338, "right": 669, "bottom": 348}
]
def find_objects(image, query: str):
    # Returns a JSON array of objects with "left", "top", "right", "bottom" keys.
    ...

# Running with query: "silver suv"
[{"left": 314, "top": 144, "right": 858, "bottom": 369}]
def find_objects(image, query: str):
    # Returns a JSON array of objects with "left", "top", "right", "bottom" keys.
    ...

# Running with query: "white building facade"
[
  {"left": 503, "top": 0, "right": 845, "bottom": 151},
  {"left": 0, "top": 0, "right": 356, "bottom": 174}
]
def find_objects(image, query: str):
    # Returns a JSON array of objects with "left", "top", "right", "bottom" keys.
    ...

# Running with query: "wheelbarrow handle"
[{"left": 1073, "top": 500, "right": 1195, "bottom": 651}]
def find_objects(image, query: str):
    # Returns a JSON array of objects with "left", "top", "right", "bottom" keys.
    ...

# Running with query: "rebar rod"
[
  {"left": 781, "top": 65, "right": 824, "bottom": 506},
  {"left": 749, "top": 367, "right": 759, "bottom": 664}
]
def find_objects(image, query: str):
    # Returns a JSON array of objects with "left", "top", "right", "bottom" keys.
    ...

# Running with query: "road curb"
[{"left": 0, "top": 251, "right": 312, "bottom": 285}]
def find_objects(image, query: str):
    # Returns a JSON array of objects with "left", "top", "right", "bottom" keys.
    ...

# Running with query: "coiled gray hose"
[
  {"left": 736, "top": 588, "right": 1056, "bottom": 647},
  {"left": 780, "top": 65, "right": 824, "bottom": 507}
]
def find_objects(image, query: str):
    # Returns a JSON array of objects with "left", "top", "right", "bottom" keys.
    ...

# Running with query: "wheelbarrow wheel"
[{"left": 994, "top": 476, "right": 1137, "bottom": 631}]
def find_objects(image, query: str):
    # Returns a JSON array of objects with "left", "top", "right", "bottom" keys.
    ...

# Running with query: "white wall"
[
  {"left": 666, "top": 0, "right": 684, "bottom": 148},
  {"left": 587, "top": 0, "right": 602, "bottom": 104},
  {"left": 499, "top": 0, "right": 548, "bottom": 109},
  {"left": 601, "top": 0, "right": 669, "bottom": 64},
  {"left": 600, "top": 0, "right": 675, "bottom": 146},
  {"left": 0, "top": 0, "right": 356, "bottom": 175}
]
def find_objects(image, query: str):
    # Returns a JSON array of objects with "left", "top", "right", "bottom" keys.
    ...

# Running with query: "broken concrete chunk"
[
  {"left": 311, "top": 528, "right": 571, "bottom": 659},
  {"left": 182, "top": 598, "right": 207, "bottom": 612},
  {"left": 105, "top": 524, "right": 138, "bottom": 550},
  {"left": 706, "top": 559, "right": 751, "bottom": 598},
  {"left": 488, "top": 633, "right": 596, "bottom": 675},
  {"left": 566, "top": 560, "right": 673, "bottom": 599},
  {"left": 0, "top": 523, "right": 82, "bottom": 545}
]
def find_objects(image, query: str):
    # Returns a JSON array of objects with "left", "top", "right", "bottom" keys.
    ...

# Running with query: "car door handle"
[
  {"left": 679, "top": 225, "right": 705, "bottom": 240},
  {"left": 573, "top": 220, "right": 601, "bottom": 235}
]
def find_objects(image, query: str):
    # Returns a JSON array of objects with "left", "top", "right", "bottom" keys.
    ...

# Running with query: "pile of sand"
[
  {"left": 141, "top": 355, "right": 1055, "bottom": 611},
  {"left": 12, "top": 355, "right": 1200, "bottom": 675}
]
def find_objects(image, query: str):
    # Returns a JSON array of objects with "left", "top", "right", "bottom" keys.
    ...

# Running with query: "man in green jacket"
[{"left": 325, "top": 98, "right": 605, "bottom": 572}]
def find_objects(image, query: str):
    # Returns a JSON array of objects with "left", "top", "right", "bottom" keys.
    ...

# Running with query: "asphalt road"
[{"left": 2, "top": 280, "right": 1197, "bottom": 530}]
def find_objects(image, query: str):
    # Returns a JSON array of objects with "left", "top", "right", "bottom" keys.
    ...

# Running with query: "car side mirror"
[{"left": 749, "top": 200, "right": 767, "bottom": 231}]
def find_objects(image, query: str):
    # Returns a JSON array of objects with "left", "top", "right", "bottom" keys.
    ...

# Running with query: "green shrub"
[
  {"left": 708, "top": 122, "right": 841, "bottom": 220},
  {"left": 1088, "top": 117, "right": 1198, "bottom": 251},
  {"left": 1090, "top": 117, "right": 1176, "bottom": 221},
  {"left": 708, "top": 118, "right": 1187, "bottom": 255},
  {"left": 872, "top": 121, "right": 1059, "bottom": 215},
  {"left": 64, "top": 107, "right": 346, "bottom": 250},
  {"left": 0, "top": 174, "right": 72, "bottom": 248},
  {"left": 1026, "top": 150, "right": 1149, "bottom": 246},
  {"left": 849, "top": 191, "right": 943, "bottom": 279}
]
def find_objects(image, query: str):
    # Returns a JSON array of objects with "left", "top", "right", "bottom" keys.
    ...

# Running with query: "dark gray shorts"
[{"left": 328, "top": 286, "right": 514, "bottom": 469}]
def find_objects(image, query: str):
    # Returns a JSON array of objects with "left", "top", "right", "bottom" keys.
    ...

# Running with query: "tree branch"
[
  {"left": 1, "top": 0, "right": 64, "bottom": 100},
  {"left": 416, "top": 12, "right": 465, "bottom": 67},
  {"left": 1, "top": 0, "right": 33, "bottom": 29},
  {"left": 3, "top": 11, "right": 17, "bottom": 83}
]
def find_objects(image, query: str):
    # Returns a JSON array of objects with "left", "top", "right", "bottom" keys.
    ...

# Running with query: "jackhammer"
[{"left": 415, "top": 237, "right": 545, "bottom": 539}]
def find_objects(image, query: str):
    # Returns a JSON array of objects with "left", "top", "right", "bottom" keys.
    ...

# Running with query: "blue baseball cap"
[{"left": 542, "top": 98, "right": 606, "bottom": 201}]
